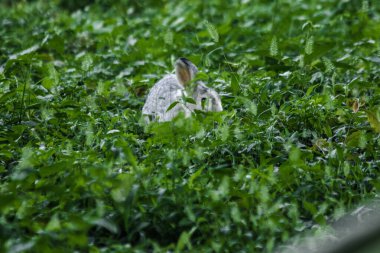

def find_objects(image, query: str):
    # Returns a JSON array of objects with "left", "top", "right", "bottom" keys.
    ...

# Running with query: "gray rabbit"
[{"left": 142, "top": 58, "right": 223, "bottom": 122}]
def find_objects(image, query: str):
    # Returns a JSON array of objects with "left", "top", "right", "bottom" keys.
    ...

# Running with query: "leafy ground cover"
[{"left": 0, "top": 0, "right": 380, "bottom": 252}]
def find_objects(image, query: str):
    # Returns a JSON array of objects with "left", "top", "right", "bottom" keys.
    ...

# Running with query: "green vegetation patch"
[{"left": 0, "top": 0, "right": 379, "bottom": 252}]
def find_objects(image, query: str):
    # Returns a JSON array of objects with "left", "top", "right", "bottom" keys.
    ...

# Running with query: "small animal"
[{"left": 142, "top": 57, "right": 223, "bottom": 122}]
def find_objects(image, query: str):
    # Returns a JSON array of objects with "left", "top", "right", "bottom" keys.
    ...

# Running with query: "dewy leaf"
[
  {"left": 367, "top": 111, "right": 380, "bottom": 133},
  {"left": 203, "top": 20, "right": 219, "bottom": 42}
]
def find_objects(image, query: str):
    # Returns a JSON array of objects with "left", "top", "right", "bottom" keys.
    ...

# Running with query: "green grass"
[{"left": 0, "top": 0, "right": 380, "bottom": 252}]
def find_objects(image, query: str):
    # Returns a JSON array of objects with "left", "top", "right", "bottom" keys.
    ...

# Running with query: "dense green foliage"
[{"left": 1, "top": 0, "right": 380, "bottom": 252}]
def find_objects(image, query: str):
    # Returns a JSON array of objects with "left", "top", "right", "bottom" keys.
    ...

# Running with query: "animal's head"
[
  {"left": 193, "top": 84, "right": 223, "bottom": 112},
  {"left": 175, "top": 57, "right": 222, "bottom": 112},
  {"left": 175, "top": 58, "right": 198, "bottom": 87}
]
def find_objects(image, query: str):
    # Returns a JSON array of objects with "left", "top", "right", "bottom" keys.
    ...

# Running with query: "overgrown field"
[{"left": 1, "top": 0, "right": 380, "bottom": 252}]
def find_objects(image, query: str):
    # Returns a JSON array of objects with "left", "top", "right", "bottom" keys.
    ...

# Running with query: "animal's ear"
[
  {"left": 207, "top": 89, "right": 223, "bottom": 112},
  {"left": 176, "top": 63, "right": 191, "bottom": 86},
  {"left": 175, "top": 58, "right": 198, "bottom": 86}
]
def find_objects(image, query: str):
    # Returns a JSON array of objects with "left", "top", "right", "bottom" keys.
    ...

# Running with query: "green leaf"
[
  {"left": 367, "top": 111, "right": 380, "bottom": 133},
  {"left": 81, "top": 54, "right": 93, "bottom": 71},
  {"left": 303, "top": 201, "right": 317, "bottom": 215},
  {"left": 184, "top": 97, "right": 196, "bottom": 104},
  {"left": 46, "top": 214, "right": 61, "bottom": 231},
  {"left": 92, "top": 219, "right": 118, "bottom": 234},
  {"left": 248, "top": 100, "right": 257, "bottom": 116},
  {"left": 175, "top": 227, "right": 196, "bottom": 253},
  {"left": 230, "top": 76, "right": 240, "bottom": 95},
  {"left": 306, "top": 84, "right": 319, "bottom": 96},
  {"left": 289, "top": 147, "right": 301, "bottom": 163},
  {"left": 203, "top": 20, "right": 219, "bottom": 42},
  {"left": 166, "top": 101, "right": 179, "bottom": 112},
  {"left": 47, "top": 63, "right": 59, "bottom": 86},
  {"left": 346, "top": 131, "right": 367, "bottom": 148},
  {"left": 219, "top": 124, "right": 229, "bottom": 141},
  {"left": 188, "top": 167, "right": 204, "bottom": 188},
  {"left": 164, "top": 30, "right": 173, "bottom": 44},
  {"left": 176, "top": 231, "right": 191, "bottom": 252}
]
